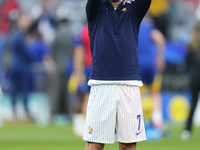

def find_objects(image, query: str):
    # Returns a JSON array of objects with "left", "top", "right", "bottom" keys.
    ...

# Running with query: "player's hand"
[{"left": 72, "top": 70, "right": 86, "bottom": 85}]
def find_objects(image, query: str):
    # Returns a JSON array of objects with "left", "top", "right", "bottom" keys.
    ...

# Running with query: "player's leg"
[
  {"left": 118, "top": 142, "right": 136, "bottom": 150},
  {"left": 150, "top": 74, "right": 163, "bottom": 128},
  {"left": 185, "top": 78, "right": 199, "bottom": 131},
  {"left": 140, "top": 62, "right": 163, "bottom": 128},
  {"left": 85, "top": 142, "right": 105, "bottom": 150},
  {"left": 181, "top": 77, "right": 200, "bottom": 140},
  {"left": 117, "top": 85, "right": 146, "bottom": 147}
]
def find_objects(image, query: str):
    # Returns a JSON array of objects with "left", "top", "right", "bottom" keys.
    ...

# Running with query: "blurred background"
[{"left": 0, "top": 0, "right": 200, "bottom": 150}]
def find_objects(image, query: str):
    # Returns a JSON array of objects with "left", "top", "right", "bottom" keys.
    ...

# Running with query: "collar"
[
  {"left": 123, "top": 0, "right": 134, "bottom": 5},
  {"left": 104, "top": 0, "right": 125, "bottom": 10}
]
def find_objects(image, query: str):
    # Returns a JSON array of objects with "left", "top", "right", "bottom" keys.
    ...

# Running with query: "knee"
[
  {"left": 118, "top": 142, "right": 137, "bottom": 150},
  {"left": 85, "top": 142, "right": 105, "bottom": 150}
]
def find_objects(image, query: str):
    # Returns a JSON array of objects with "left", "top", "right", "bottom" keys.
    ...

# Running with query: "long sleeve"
[
  {"left": 134, "top": 0, "right": 151, "bottom": 23},
  {"left": 86, "top": 0, "right": 102, "bottom": 22}
]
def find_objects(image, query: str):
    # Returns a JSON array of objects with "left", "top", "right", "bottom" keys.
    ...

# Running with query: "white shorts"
[{"left": 83, "top": 85, "right": 146, "bottom": 144}]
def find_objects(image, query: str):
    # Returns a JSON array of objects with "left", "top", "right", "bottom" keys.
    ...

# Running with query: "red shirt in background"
[
  {"left": 80, "top": 24, "right": 92, "bottom": 67},
  {"left": 0, "top": 0, "right": 19, "bottom": 33}
]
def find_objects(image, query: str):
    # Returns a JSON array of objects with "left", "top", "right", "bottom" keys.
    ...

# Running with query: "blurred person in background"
[
  {"left": 0, "top": 85, "right": 2, "bottom": 96},
  {"left": 0, "top": 39, "right": 3, "bottom": 81},
  {"left": 0, "top": 42, "right": 3, "bottom": 96},
  {"left": 195, "top": 0, "right": 200, "bottom": 20},
  {"left": 180, "top": 21, "right": 200, "bottom": 141},
  {"left": 138, "top": 14, "right": 166, "bottom": 133},
  {"left": 8, "top": 13, "right": 33, "bottom": 121},
  {"left": 148, "top": 0, "right": 169, "bottom": 38},
  {"left": 68, "top": 23, "right": 91, "bottom": 137},
  {"left": 167, "top": 0, "right": 197, "bottom": 43},
  {"left": 185, "top": 0, "right": 199, "bottom": 9},
  {"left": 27, "top": 21, "right": 50, "bottom": 93},
  {"left": 50, "top": 11, "right": 73, "bottom": 124},
  {"left": 32, "top": 0, "right": 57, "bottom": 45},
  {"left": 0, "top": 0, "right": 19, "bottom": 35}
]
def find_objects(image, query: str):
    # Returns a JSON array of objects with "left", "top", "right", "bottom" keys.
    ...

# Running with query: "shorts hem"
[
  {"left": 118, "top": 138, "right": 147, "bottom": 143},
  {"left": 83, "top": 138, "right": 116, "bottom": 144}
]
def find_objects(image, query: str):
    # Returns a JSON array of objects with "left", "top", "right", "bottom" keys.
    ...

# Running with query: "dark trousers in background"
[
  {"left": 10, "top": 64, "right": 32, "bottom": 116},
  {"left": 50, "top": 69, "right": 70, "bottom": 120},
  {"left": 185, "top": 76, "right": 200, "bottom": 132}
]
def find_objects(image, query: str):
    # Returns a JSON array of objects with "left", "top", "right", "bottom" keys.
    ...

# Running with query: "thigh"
[
  {"left": 83, "top": 85, "right": 118, "bottom": 144},
  {"left": 116, "top": 86, "right": 146, "bottom": 143}
]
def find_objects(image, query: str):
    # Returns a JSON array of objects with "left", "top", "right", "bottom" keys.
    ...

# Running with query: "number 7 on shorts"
[{"left": 137, "top": 115, "right": 141, "bottom": 130}]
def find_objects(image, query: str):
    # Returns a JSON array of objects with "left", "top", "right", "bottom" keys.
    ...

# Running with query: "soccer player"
[
  {"left": 83, "top": 0, "right": 151, "bottom": 150},
  {"left": 69, "top": 24, "right": 92, "bottom": 137},
  {"left": 138, "top": 14, "right": 166, "bottom": 129},
  {"left": 180, "top": 21, "right": 200, "bottom": 141}
]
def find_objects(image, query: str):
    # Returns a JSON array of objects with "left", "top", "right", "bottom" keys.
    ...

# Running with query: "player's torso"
[{"left": 88, "top": 0, "right": 141, "bottom": 80}]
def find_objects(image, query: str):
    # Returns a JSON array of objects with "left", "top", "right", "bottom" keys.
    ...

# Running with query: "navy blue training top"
[{"left": 86, "top": 0, "right": 151, "bottom": 80}]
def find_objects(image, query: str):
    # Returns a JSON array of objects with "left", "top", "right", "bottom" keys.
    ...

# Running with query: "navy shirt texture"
[{"left": 86, "top": 0, "right": 151, "bottom": 80}]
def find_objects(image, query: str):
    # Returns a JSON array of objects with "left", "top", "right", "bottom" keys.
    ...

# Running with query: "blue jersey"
[
  {"left": 28, "top": 39, "right": 50, "bottom": 63},
  {"left": 11, "top": 31, "right": 33, "bottom": 68},
  {"left": 86, "top": 0, "right": 151, "bottom": 80},
  {"left": 138, "top": 20, "right": 156, "bottom": 63}
]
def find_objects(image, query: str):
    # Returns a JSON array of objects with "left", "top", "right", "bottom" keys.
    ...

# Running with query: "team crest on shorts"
[{"left": 88, "top": 126, "right": 93, "bottom": 134}]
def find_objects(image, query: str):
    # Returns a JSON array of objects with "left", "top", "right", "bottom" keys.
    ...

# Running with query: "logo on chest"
[{"left": 121, "top": 7, "right": 127, "bottom": 12}]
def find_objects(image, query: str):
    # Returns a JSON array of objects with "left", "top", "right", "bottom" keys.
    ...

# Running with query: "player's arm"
[
  {"left": 134, "top": 0, "right": 152, "bottom": 23},
  {"left": 86, "top": 0, "right": 102, "bottom": 22},
  {"left": 73, "top": 44, "right": 85, "bottom": 72},
  {"left": 71, "top": 28, "right": 86, "bottom": 84},
  {"left": 151, "top": 29, "right": 166, "bottom": 73}
]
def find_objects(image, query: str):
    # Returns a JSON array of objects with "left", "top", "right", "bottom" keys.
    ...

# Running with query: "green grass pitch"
[{"left": 0, "top": 124, "right": 199, "bottom": 150}]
